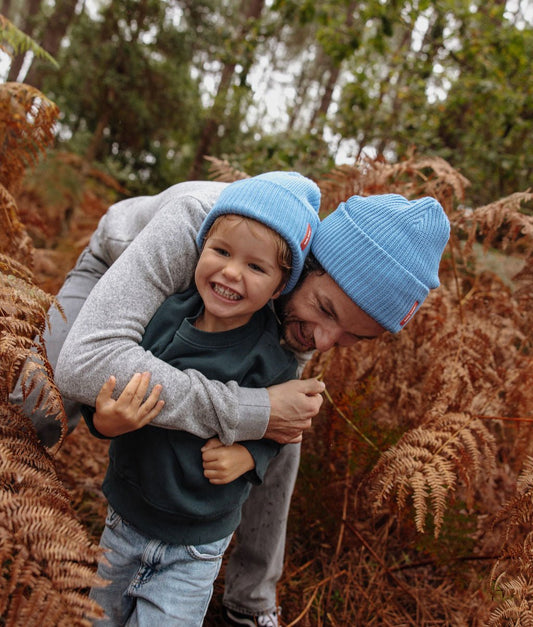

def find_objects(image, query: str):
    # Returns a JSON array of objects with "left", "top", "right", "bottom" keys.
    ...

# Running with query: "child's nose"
[{"left": 222, "top": 261, "right": 242, "bottom": 281}]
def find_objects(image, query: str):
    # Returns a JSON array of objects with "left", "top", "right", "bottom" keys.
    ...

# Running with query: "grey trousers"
[{"left": 10, "top": 247, "right": 301, "bottom": 615}]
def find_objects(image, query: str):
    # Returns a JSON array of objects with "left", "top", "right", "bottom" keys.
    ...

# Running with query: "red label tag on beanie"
[
  {"left": 300, "top": 224, "right": 312, "bottom": 250},
  {"left": 400, "top": 301, "right": 419, "bottom": 326}
]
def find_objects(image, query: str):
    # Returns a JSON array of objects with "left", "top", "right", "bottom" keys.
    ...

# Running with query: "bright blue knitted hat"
[
  {"left": 311, "top": 193, "right": 450, "bottom": 333},
  {"left": 197, "top": 172, "right": 321, "bottom": 293}
]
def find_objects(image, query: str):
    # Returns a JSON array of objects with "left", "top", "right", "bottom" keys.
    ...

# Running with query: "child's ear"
[{"left": 271, "top": 284, "right": 286, "bottom": 300}]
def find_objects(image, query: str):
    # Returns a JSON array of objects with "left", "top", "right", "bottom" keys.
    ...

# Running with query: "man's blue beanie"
[
  {"left": 311, "top": 193, "right": 450, "bottom": 333},
  {"left": 197, "top": 172, "right": 321, "bottom": 293}
]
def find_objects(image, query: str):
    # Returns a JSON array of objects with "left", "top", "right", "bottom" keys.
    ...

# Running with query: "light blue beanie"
[
  {"left": 311, "top": 193, "right": 450, "bottom": 333},
  {"left": 197, "top": 172, "right": 321, "bottom": 293}
]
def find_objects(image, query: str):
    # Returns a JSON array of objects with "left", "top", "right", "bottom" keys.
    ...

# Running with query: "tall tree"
[
  {"left": 23, "top": 0, "right": 78, "bottom": 88},
  {"left": 425, "top": 3, "right": 533, "bottom": 203},
  {"left": 5, "top": 0, "right": 40, "bottom": 82},
  {"left": 188, "top": 0, "right": 265, "bottom": 179},
  {"left": 330, "top": 0, "right": 533, "bottom": 203},
  {"left": 45, "top": 0, "right": 204, "bottom": 192}
]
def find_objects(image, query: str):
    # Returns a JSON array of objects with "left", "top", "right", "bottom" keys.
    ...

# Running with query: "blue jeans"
[{"left": 91, "top": 506, "right": 232, "bottom": 626}]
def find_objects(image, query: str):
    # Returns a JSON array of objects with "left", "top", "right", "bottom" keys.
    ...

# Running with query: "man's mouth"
[
  {"left": 211, "top": 282, "right": 242, "bottom": 301},
  {"left": 286, "top": 321, "right": 315, "bottom": 351}
]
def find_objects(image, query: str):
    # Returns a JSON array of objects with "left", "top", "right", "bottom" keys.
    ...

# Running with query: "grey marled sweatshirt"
[{"left": 55, "top": 181, "right": 274, "bottom": 445}]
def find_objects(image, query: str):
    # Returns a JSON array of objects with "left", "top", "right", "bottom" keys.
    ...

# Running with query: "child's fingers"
[
  {"left": 117, "top": 372, "right": 143, "bottom": 403},
  {"left": 142, "top": 400, "right": 165, "bottom": 423},
  {"left": 143, "top": 383, "right": 163, "bottom": 408},
  {"left": 116, "top": 372, "right": 152, "bottom": 409},
  {"left": 95, "top": 376, "right": 116, "bottom": 407},
  {"left": 201, "top": 437, "right": 223, "bottom": 453},
  {"left": 134, "top": 371, "right": 153, "bottom": 401}
]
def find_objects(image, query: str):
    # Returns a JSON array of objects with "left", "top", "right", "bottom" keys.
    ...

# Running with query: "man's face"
[{"left": 277, "top": 271, "right": 387, "bottom": 353}]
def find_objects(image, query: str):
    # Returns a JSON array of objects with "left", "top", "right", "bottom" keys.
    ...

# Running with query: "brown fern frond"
[
  {"left": 0, "top": 403, "right": 105, "bottom": 625},
  {"left": 0, "top": 184, "right": 33, "bottom": 266},
  {"left": 0, "top": 82, "right": 59, "bottom": 194},
  {"left": 492, "top": 457, "right": 533, "bottom": 550},
  {"left": 317, "top": 153, "right": 470, "bottom": 216},
  {"left": 512, "top": 257, "right": 533, "bottom": 339},
  {"left": 488, "top": 574, "right": 533, "bottom": 626},
  {"left": 457, "top": 191, "right": 533, "bottom": 258},
  {"left": 205, "top": 156, "right": 250, "bottom": 182},
  {"left": 0, "top": 256, "right": 66, "bottom": 439},
  {"left": 0, "top": 186, "right": 68, "bottom": 446},
  {"left": 369, "top": 413, "right": 496, "bottom": 536}
]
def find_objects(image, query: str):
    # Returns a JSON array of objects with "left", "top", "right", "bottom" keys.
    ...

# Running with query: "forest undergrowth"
[{"left": 2, "top": 81, "right": 533, "bottom": 626}]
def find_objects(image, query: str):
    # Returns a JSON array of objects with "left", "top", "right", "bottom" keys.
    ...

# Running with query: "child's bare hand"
[
  {"left": 201, "top": 437, "right": 255, "bottom": 485},
  {"left": 93, "top": 372, "right": 164, "bottom": 437}
]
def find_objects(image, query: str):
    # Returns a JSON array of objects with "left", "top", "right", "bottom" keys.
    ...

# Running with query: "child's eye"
[
  {"left": 249, "top": 263, "right": 265, "bottom": 273},
  {"left": 214, "top": 247, "right": 229, "bottom": 256}
]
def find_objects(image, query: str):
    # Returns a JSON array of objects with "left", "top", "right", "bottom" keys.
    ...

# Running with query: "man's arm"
[
  {"left": 56, "top": 188, "right": 268, "bottom": 445},
  {"left": 55, "top": 187, "right": 324, "bottom": 445}
]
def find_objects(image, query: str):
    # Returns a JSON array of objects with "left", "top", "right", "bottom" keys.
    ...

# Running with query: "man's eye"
[{"left": 319, "top": 304, "right": 334, "bottom": 319}]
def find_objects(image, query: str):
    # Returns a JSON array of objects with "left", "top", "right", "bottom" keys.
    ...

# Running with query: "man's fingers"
[
  {"left": 285, "top": 433, "right": 303, "bottom": 444},
  {"left": 302, "top": 377, "right": 326, "bottom": 395},
  {"left": 119, "top": 372, "right": 143, "bottom": 401}
]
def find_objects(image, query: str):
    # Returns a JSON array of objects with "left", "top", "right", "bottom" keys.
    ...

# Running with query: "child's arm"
[
  {"left": 201, "top": 438, "right": 255, "bottom": 485},
  {"left": 91, "top": 373, "right": 164, "bottom": 437}
]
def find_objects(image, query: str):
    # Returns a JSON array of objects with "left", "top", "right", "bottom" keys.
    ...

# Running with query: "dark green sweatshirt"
[{"left": 96, "top": 287, "right": 297, "bottom": 545}]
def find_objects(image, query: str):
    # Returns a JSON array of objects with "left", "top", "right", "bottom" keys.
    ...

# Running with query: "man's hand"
[
  {"left": 265, "top": 377, "right": 325, "bottom": 443},
  {"left": 93, "top": 372, "right": 164, "bottom": 437},
  {"left": 201, "top": 437, "right": 255, "bottom": 484}
]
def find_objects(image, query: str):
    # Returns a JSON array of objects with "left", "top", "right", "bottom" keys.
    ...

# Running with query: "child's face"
[{"left": 194, "top": 216, "right": 285, "bottom": 332}]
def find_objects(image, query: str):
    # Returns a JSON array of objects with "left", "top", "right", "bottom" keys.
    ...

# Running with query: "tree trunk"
[
  {"left": 188, "top": 0, "right": 265, "bottom": 179},
  {"left": 6, "top": 0, "right": 40, "bottom": 82},
  {"left": 24, "top": 0, "right": 78, "bottom": 88},
  {"left": 307, "top": 0, "right": 357, "bottom": 134},
  {"left": 1, "top": 0, "right": 13, "bottom": 20},
  {"left": 86, "top": 112, "right": 111, "bottom": 164},
  {"left": 307, "top": 62, "right": 341, "bottom": 131}
]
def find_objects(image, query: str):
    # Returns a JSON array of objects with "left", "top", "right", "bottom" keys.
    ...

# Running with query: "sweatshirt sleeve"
[
  {"left": 55, "top": 192, "right": 270, "bottom": 445},
  {"left": 240, "top": 439, "right": 283, "bottom": 485}
]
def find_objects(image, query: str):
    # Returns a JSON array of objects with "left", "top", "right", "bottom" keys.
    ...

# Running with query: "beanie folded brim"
[{"left": 312, "top": 205, "right": 435, "bottom": 333}]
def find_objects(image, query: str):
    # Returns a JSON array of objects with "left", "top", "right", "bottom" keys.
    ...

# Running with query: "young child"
[{"left": 84, "top": 172, "right": 321, "bottom": 626}]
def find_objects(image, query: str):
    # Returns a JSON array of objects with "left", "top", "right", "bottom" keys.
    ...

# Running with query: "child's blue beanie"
[
  {"left": 311, "top": 193, "right": 450, "bottom": 333},
  {"left": 197, "top": 172, "right": 321, "bottom": 293}
]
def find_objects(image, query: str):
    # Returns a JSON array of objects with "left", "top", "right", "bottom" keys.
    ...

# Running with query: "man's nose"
[{"left": 313, "top": 325, "right": 341, "bottom": 352}]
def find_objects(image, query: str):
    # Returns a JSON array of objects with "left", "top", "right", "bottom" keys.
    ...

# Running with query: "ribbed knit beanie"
[
  {"left": 311, "top": 194, "right": 450, "bottom": 333},
  {"left": 197, "top": 172, "right": 321, "bottom": 293}
]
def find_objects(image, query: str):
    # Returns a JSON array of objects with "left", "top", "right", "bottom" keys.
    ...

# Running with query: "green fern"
[{"left": 0, "top": 14, "right": 58, "bottom": 68}]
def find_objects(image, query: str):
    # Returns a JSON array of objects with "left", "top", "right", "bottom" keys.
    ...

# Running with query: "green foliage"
[
  {"left": 0, "top": 14, "right": 58, "bottom": 68},
  {"left": 4, "top": 0, "right": 529, "bottom": 204},
  {"left": 43, "top": 1, "right": 203, "bottom": 191},
  {"left": 424, "top": 16, "right": 533, "bottom": 204},
  {"left": 217, "top": 128, "right": 335, "bottom": 180},
  {"left": 333, "top": 0, "right": 533, "bottom": 205}
]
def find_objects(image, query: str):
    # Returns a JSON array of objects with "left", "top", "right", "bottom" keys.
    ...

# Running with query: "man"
[{"left": 15, "top": 181, "right": 450, "bottom": 626}]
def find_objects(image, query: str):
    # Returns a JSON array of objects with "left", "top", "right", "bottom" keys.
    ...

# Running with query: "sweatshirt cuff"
[{"left": 233, "top": 386, "right": 270, "bottom": 441}]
